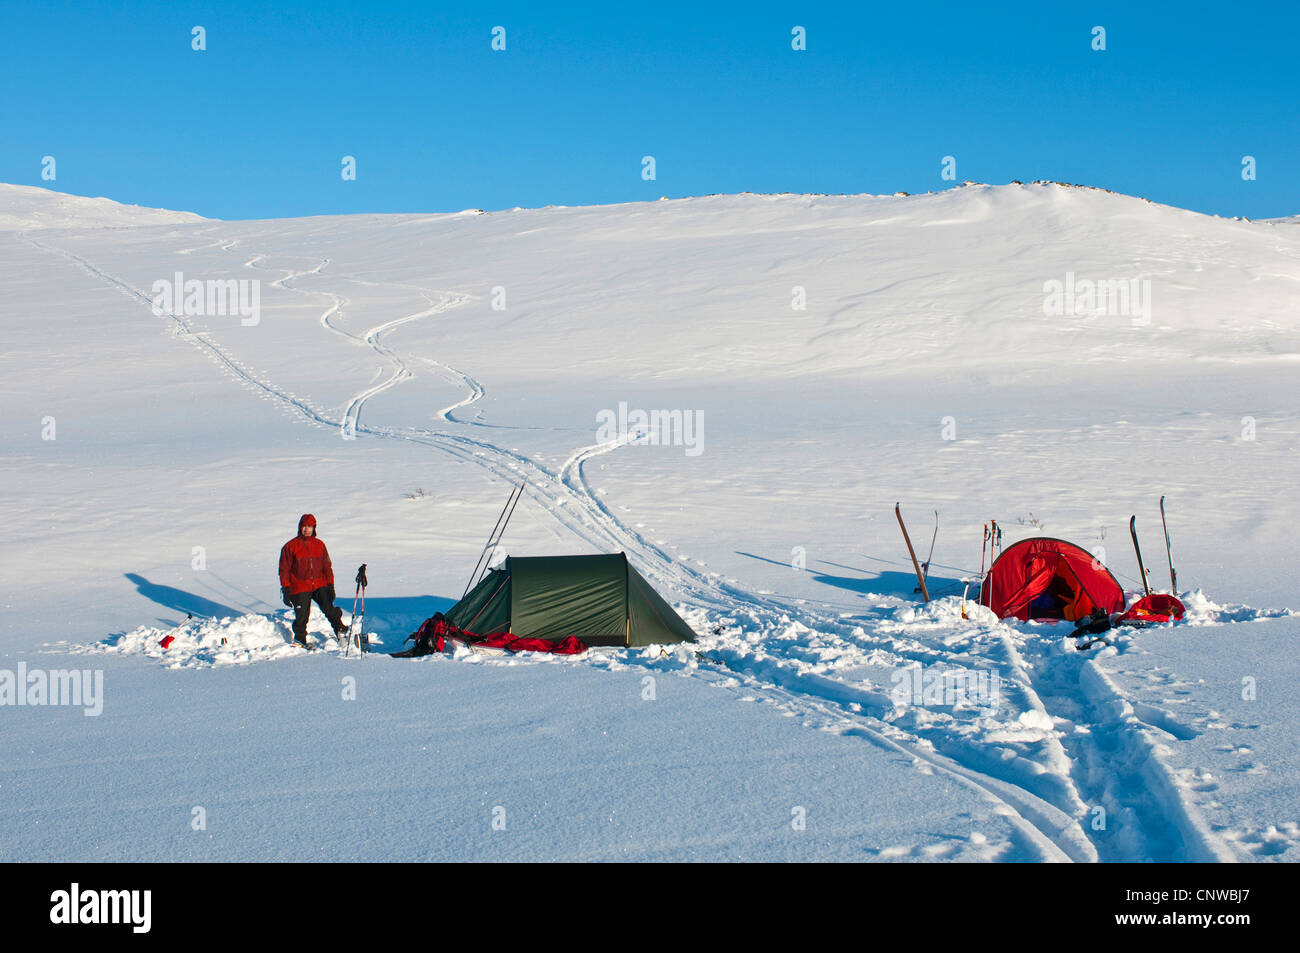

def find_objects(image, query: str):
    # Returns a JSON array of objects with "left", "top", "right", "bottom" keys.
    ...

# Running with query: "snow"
[
  {"left": 2, "top": 180, "right": 1298, "bottom": 862},
  {"left": 76, "top": 610, "right": 378, "bottom": 668},
  {"left": 0, "top": 183, "right": 207, "bottom": 231}
]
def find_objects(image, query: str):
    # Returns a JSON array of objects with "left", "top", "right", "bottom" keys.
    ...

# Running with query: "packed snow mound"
[
  {"left": 72, "top": 611, "right": 377, "bottom": 668},
  {"left": 0, "top": 182, "right": 207, "bottom": 230},
  {"left": 1177, "top": 589, "right": 1297, "bottom": 626}
]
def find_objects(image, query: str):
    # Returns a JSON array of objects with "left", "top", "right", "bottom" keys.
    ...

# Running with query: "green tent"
[{"left": 446, "top": 553, "right": 697, "bottom": 647}]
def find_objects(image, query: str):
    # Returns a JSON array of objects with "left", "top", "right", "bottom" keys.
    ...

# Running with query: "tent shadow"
[
  {"left": 812, "top": 569, "right": 933, "bottom": 599},
  {"left": 734, "top": 553, "right": 962, "bottom": 599},
  {"left": 344, "top": 595, "right": 458, "bottom": 636},
  {"left": 811, "top": 568, "right": 964, "bottom": 600}
]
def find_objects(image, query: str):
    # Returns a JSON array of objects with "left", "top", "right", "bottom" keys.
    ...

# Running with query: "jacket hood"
[{"left": 298, "top": 513, "right": 317, "bottom": 534}]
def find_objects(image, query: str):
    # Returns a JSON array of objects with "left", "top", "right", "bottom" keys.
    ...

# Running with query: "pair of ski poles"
[
  {"left": 965, "top": 520, "right": 1002, "bottom": 614},
  {"left": 345, "top": 563, "right": 368, "bottom": 656}
]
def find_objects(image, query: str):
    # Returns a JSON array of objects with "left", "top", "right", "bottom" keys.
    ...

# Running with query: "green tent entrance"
[{"left": 446, "top": 553, "right": 697, "bottom": 648}]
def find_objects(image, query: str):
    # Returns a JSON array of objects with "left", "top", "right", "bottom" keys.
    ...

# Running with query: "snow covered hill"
[
  {"left": 0, "top": 183, "right": 207, "bottom": 231},
  {"left": 1, "top": 181, "right": 1297, "bottom": 861}
]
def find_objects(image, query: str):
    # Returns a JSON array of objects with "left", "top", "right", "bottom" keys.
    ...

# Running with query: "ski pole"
[
  {"left": 346, "top": 566, "right": 361, "bottom": 656},
  {"left": 346, "top": 590, "right": 357, "bottom": 657},
  {"left": 353, "top": 564, "right": 369, "bottom": 655},
  {"left": 346, "top": 564, "right": 367, "bottom": 656},
  {"left": 978, "top": 524, "right": 990, "bottom": 606},
  {"left": 356, "top": 564, "right": 367, "bottom": 654}
]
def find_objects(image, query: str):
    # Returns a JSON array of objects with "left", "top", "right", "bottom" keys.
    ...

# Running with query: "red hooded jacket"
[{"left": 278, "top": 514, "right": 336, "bottom": 595}]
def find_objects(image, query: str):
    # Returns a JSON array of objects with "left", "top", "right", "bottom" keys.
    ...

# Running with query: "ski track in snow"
[{"left": 22, "top": 228, "right": 1266, "bottom": 862}]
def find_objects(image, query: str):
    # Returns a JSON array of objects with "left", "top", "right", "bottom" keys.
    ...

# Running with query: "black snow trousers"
[{"left": 291, "top": 587, "right": 346, "bottom": 640}]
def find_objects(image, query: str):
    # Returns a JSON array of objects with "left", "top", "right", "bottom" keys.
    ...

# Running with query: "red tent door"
[
  {"left": 983, "top": 538, "right": 1124, "bottom": 622},
  {"left": 1002, "top": 554, "right": 1089, "bottom": 621}
]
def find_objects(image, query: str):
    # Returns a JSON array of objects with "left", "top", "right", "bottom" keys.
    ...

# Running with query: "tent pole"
[
  {"left": 477, "top": 481, "right": 525, "bottom": 590},
  {"left": 462, "top": 481, "right": 523, "bottom": 599}
]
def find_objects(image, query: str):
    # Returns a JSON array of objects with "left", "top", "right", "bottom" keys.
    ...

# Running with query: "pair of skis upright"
[
  {"left": 1129, "top": 496, "right": 1178, "bottom": 596},
  {"left": 895, "top": 505, "right": 992, "bottom": 607},
  {"left": 895, "top": 503, "right": 938, "bottom": 603}
]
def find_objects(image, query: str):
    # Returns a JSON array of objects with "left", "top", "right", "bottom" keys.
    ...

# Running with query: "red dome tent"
[{"left": 980, "top": 537, "right": 1124, "bottom": 622}]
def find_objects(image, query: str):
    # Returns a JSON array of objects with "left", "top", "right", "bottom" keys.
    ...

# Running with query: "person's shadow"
[
  {"left": 124, "top": 572, "right": 455, "bottom": 636},
  {"left": 124, "top": 573, "right": 243, "bottom": 626}
]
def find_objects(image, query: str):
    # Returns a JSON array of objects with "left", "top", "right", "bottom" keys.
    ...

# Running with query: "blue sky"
[{"left": 2, "top": 0, "right": 1296, "bottom": 220}]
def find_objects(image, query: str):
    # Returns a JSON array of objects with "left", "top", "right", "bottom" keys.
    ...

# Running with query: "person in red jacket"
[{"left": 278, "top": 513, "right": 347, "bottom": 647}]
